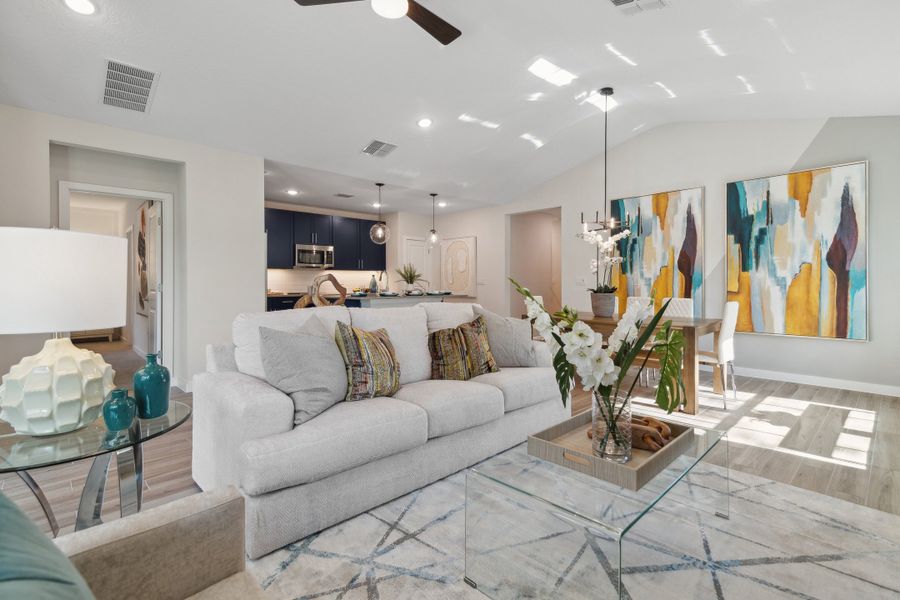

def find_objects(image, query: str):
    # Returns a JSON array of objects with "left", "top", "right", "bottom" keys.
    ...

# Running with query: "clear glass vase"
[{"left": 592, "top": 392, "right": 632, "bottom": 463}]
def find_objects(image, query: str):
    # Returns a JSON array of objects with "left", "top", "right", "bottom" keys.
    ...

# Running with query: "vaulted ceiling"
[{"left": 1, "top": 0, "right": 897, "bottom": 215}]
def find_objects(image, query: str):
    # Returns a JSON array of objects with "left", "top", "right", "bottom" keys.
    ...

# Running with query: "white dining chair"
[
  {"left": 627, "top": 296, "right": 653, "bottom": 313},
  {"left": 699, "top": 301, "right": 739, "bottom": 409},
  {"left": 627, "top": 296, "right": 654, "bottom": 386},
  {"left": 662, "top": 297, "right": 694, "bottom": 318}
]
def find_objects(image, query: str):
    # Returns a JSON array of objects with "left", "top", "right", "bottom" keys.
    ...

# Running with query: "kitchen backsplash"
[{"left": 267, "top": 269, "right": 387, "bottom": 294}]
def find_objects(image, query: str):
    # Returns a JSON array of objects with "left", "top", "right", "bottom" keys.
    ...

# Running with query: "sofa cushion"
[
  {"left": 472, "top": 367, "right": 560, "bottom": 412},
  {"left": 418, "top": 302, "right": 475, "bottom": 332},
  {"left": 473, "top": 305, "right": 537, "bottom": 368},
  {"left": 334, "top": 321, "right": 401, "bottom": 401},
  {"left": 349, "top": 307, "right": 429, "bottom": 384},
  {"left": 393, "top": 380, "right": 504, "bottom": 438},
  {"left": 259, "top": 318, "right": 347, "bottom": 425},
  {"left": 239, "top": 398, "right": 428, "bottom": 495},
  {"left": 233, "top": 306, "right": 350, "bottom": 379},
  {"left": 0, "top": 492, "right": 95, "bottom": 600}
]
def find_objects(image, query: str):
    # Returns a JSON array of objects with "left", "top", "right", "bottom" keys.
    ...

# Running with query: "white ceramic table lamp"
[{"left": 0, "top": 227, "right": 127, "bottom": 436}]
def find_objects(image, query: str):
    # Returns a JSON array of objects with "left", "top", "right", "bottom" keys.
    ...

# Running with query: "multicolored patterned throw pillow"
[
  {"left": 335, "top": 321, "right": 401, "bottom": 401},
  {"left": 429, "top": 315, "right": 499, "bottom": 381},
  {"left": 459, "top": 315, "right": 499, "bottom": 377},
  {"left": 428, "top": 326, "right": 469, "bottom": 380}
]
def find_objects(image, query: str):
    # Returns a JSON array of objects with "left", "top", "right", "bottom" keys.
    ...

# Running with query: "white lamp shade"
[{"left": 0, "top": 227, "right": 127, "bottom": 334}]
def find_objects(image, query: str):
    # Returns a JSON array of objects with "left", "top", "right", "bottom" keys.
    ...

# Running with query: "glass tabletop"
[
  {"left": 469, "top": 417, "right": 727, "bottom": 537},
  {"left": 0, "top": 400, "right": 191, "bottom": 473}
]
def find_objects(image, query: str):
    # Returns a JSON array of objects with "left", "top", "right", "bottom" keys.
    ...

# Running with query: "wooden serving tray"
[{"left": 527, "top": 410, "right": 695, "bottom": 492}]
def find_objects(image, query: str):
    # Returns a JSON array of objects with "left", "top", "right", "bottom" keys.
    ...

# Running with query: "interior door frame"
[{"left": 58, "top": 181, "right": 175, "bottom": 377}]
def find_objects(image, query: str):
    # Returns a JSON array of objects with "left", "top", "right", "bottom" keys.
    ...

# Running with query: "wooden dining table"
[{"left": 578, "top": 313, "right": 724, "bottom": 415}]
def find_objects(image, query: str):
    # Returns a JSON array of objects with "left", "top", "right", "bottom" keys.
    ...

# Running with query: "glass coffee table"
[
  {"left": 465, "top": 419, "right": 728, "bottom": 599},
  {"left": 0, "top": 400, "right": 191, "bottom": 536}
]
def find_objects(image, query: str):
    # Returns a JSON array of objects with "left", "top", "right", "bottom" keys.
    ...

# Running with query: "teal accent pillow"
[{"left": 0, "top": 492, "right": 96, "bottom": 599}]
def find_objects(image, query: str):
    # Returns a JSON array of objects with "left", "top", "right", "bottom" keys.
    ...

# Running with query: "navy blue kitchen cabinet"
[
  {"left": 265, "top": 208, "right": 294, "bottom": 269},
  {"left": 267, "top": 295, "right": 301, "bottom": 311},
  {"left": 332, "top": 216, "right": 360, "bottom": 270},
  {"left": 293, "top": 213, "right": 333, "bottom": 246},
  {"left": 358, "top": 220, "right": 387, "bottom": 271}
]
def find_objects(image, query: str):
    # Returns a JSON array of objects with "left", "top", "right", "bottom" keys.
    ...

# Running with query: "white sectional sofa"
[{"left": 192, "top": 303, "right": 568, "bottom": 559}]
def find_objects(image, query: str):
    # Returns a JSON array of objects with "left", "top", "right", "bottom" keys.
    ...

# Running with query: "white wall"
[
  {"left": 438, "top": 117, "right": 899, "bottom": 395},
  {"left": 0, "top": 103, "right": 264, "bottom": 387}
]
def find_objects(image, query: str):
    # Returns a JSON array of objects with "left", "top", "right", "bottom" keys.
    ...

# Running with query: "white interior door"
[
  {"left": 146, "top": 202, "right": 162, "bottom": 357},
  {"left": 403, "top": 237, "right": 431, "bottom": 290}
]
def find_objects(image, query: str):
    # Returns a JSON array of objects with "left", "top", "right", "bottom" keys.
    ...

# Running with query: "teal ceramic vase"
[
  {"left": 133, "top": 354, "right": 170, "bottom": 419},
  {"left": 102, "top": 388, "right": 137, "bottom": 432}
]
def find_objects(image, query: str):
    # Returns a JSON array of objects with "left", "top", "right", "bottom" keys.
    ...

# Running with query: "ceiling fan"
[{"left": 293, "top": 0, "right": 462, "bottom": 46}]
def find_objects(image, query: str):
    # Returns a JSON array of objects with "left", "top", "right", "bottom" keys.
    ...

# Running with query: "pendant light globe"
[{"left": 370, "top": 183, "right": 391, "bottom": 245}]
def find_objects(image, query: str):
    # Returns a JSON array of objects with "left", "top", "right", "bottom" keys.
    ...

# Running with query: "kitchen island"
[{"left": 266, "top": 293, "right": 447, "bottom": 311}]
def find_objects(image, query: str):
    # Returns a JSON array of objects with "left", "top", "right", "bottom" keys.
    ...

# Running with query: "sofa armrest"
[
  {"left": 54, "top": 488, "right": 246, "bottom": 600},
  {"left": 532, "top": 340, "right": 553, "bottom": 368},
  {"left": 192, "top": 371, "right": 294, "bottom": 490}
]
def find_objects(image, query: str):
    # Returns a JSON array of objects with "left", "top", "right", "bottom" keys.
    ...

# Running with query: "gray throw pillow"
[
  {"left": 259, "top": 317, "right": 347, "bottom": 425},
  {"left": 473, "top": 305, "right": 537, "bottom": 367}
]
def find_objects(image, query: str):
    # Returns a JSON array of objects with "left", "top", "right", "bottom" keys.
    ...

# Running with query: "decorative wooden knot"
[{"left": 294, "top": 274, "right": 347, "bottom": 308}]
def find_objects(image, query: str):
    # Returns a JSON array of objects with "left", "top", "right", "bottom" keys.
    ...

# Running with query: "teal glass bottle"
[
  {"left": 102, "top": 388, "right": 137, "bottom": 432},
  {"left": 133, "top": 353, "right": 170, "bottom": 419}
]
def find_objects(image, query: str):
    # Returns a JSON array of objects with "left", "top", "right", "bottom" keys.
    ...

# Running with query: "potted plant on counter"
[
  {"left": 395, "top": 263, "right": 427, "bottom": 295},
  {"left": 512, "top": 279, "right": 685, "bottom": 463},
  {"left": 580, "top": 228, "right": 630, "bottom": 318}
]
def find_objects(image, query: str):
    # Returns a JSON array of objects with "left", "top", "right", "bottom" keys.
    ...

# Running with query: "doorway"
[
  {"left": 402, "top": 236, "right": 434, "bottom": 291},
  {"left": 509, "top": 208, "right": 562, "bottom": 316},
  {"left": 58, "top": 182, "right": 174, "bottom": 373}
]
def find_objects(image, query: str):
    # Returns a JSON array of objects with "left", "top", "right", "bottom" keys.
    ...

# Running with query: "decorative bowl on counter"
[
  {"left": 405, "top": 290, "right": 425, "bottom": 297},
  {"left": 378, "top": 292, "right": 400, "bottom": 297},
  {"left": 427, "top": 290, "right": 452, "bottom": 296},
  {"left": 350, "top": 292, "right": 368, "bottom": 297}
]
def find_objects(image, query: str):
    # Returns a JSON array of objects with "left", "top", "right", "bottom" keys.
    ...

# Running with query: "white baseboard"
[{"left": 700, "top": 365, "right": 900, "bottom": 398}]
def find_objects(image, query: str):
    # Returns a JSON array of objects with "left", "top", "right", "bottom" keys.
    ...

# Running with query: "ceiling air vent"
[
  {"left": 361, "top": 140, "right": 398, "bottom": 158},
  {"left": 334, "top": 193, "right": 355, "bottom": 198},
  {"left": 611, "top": 0, "right": 669, "bottom": 15},
  {"left": 102, "top": 60, "right": 158, "bottom": 113}
]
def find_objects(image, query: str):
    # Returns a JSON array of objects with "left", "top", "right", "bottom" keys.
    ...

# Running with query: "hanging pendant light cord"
[
  {"left": 378, "top": 185, "right": 383, "bottom": 222},
  {"left": 604, "top": 92, "right": 608, "bottom": 224},
  {"left": 432, "top": 194, "right": 436, "bottom": 230}
]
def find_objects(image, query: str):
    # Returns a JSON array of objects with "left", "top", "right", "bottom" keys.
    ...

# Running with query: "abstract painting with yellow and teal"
[
  {"left": 611, "top": 187, "right": 704, "bottom": 318},
  {"left": 726, "top": 162, "right": 867, "bottom": 340}
]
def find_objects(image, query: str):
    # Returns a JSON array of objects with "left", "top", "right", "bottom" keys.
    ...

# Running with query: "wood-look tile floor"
[{"left": 2, "top": 345, "right": 898, "bottom": 538}]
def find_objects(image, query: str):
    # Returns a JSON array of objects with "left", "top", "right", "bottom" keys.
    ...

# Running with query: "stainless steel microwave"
[{"left": 295, "top": 244, "right": 334, "bottom": 269}]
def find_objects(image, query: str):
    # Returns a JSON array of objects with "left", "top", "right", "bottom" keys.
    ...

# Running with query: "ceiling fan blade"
[
  {"left": 406, "top": 1, "right": 462, "bottom": 46},
  {"left": 293, "top": 0, "right": 362, "bottom": 6}
]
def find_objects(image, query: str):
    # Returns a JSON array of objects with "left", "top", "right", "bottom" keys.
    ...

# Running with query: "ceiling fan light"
[{"left": 371, "top": 0, "right": 408, "bottom": 19}]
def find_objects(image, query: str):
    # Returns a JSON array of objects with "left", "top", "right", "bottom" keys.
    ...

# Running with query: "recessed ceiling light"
[
  {"left": 417, "top": 117, "right": 433, "bottom": 129},
  {"left": 64, "top": 0, "right": 96, "bottom": 15},
  {"left": 582, "top": 91, "right": 619, "bottom": 112},
  {"left": 654, "top": 81, "right": 677, "bottom": 99},
  {"left": 286, "top": 189, "right": 299, "bottom": 196},
  {"left": 437, "top": 201, "right": 447, "bottom": 208},
  {"left": 520, "top": 133, "right": 545, "bottom": 149},
  {"left": 526, "top": 92, "right": 545, "bottom": 102},
  {"left": 605, "top": 44, "right": 638, "bottom": 67},
  {"left": 372, "top": 202, "right": 382, "bottom": 208},
  {"left": 528, "top": 58, "right": 577, "bottom": 87}
]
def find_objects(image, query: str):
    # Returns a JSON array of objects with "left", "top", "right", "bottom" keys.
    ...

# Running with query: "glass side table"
[
  {"left": 465, "top": 422, "right": 728, "bottom": 599},
  {"left": 0, "top": 400, "right": 191, "bottom": 536}
]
